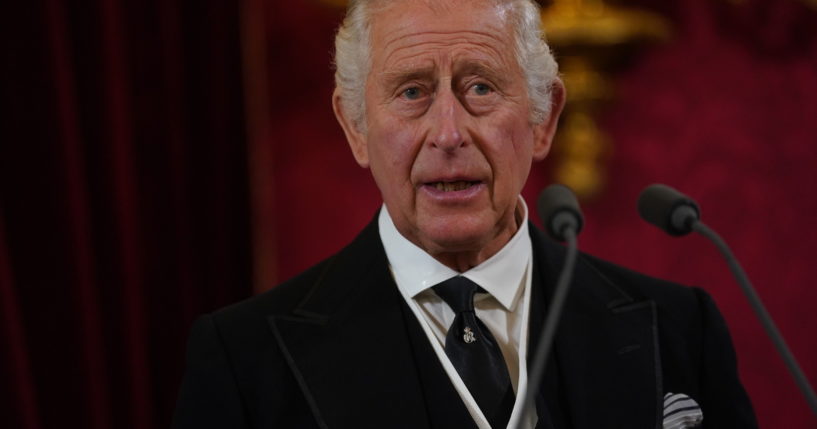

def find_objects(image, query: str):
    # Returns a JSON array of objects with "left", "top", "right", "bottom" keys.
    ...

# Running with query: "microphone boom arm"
[
  {"left": 517, "top": 226, "right": 579, "bottom": 428},
  {"left": 692, "top": 220, "right": 817, "bottom": 417}
]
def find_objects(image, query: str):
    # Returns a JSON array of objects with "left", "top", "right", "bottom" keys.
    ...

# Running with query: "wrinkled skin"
[{"left": 334, "top": 0, "right": 565, "bottom": 271}]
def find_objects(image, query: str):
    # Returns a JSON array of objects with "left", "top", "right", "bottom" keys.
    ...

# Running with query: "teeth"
[{"left": 433, "top": 181, "right": 474, "bottom": 192}]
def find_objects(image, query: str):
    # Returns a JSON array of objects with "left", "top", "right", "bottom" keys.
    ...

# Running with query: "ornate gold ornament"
[{"left": 541, "top": 0, "right": 670, "bottom": 199}]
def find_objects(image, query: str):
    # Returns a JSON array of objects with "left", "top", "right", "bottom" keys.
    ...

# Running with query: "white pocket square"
[{"left": 663, "top": 392, "right": 703, "bottom": 429}]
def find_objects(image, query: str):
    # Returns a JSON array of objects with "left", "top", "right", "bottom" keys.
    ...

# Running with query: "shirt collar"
[{"left": 379, "top": 197, "right": 532, "bottom": 311}]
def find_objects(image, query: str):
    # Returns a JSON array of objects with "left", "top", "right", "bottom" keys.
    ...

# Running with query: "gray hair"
[{"left": 333, "top": 0, "right": 559, "bottom": 131}]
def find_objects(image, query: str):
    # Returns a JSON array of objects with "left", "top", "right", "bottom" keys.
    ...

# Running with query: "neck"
[
  {"left": 432, "top": 232, "right": 517, "bottom": 272},
  {"left": 429, "top": 203, "right": 524, "bottom": 272}
]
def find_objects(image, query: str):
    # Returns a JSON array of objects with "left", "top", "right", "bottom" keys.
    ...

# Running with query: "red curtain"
[{"left": 1, "top": 1, "right": 251, "bottom": 428}]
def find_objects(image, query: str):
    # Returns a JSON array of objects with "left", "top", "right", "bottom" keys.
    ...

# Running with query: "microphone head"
[
  {"left": 537, "top": 184, "right": 584, "bottom": 241},
  {"left": 637, "top": 184, "right": 701, "bottom": 236}
]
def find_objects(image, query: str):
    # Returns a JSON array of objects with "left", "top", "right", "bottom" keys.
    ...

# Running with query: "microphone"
[
  {"left": 537, "top": 183, "right": 584, "bottom": 241},
  {"left": 637, "top": 184, "right": 700, "bottom": 236},
  {"left": 638, "top": 183, "right": 817, "bottom": 418},
  {"left": 515, "top": 185, "right": 584, "bottom": 429}
]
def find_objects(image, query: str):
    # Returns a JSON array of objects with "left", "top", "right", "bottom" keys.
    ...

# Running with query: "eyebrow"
[
  {"left": 379, "top": 65, "right": 437, "bottom": 91},
  {"left": 453, "top": 61, "right": 509, "bottom": 87},
  {"left": 377, "top": 60, "right": 511, "bottom": 91}
]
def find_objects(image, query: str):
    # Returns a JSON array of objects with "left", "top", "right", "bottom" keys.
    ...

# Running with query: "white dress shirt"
[{"left": 378, "top": 198, "right": 536, "bottom": 429}]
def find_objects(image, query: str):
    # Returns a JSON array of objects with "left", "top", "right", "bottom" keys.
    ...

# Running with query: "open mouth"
[{"left": 428, "top": 181, "right": 481, "bottom": 192}]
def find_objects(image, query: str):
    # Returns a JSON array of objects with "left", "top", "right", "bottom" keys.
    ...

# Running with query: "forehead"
[{"left": 368, "top": 0, "right": 517, "bottom": 72}]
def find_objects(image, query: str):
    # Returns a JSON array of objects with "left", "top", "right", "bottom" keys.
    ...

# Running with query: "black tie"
[{"left": 433, "top": 276, "right": 515, "bottom": 429}]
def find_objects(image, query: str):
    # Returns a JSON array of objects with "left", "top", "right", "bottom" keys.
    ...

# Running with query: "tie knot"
[{"left": 432, "top": 276, "right": 481, "bottom": 314}]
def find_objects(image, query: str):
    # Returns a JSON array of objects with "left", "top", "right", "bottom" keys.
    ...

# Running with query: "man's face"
[{"left": 335, "top": 0, "right": 563, "bottom": 268}]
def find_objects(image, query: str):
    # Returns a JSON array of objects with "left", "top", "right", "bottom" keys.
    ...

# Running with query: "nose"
[{"left": 428, "top": 89, "right": 467, "bottom": 153}]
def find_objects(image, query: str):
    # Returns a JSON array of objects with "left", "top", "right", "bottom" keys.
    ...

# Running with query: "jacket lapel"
[
  {"left": 530, "top": 226, "right": 663, "bottom": 429},
  {"left": 267, "top": 220, "right": 430, "bottom": 428},
  {"left": 399, "top": 296, "right": 478, "bottom": 428}
]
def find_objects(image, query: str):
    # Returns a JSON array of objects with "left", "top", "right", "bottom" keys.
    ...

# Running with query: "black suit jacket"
[{"left": 172, "top": 217, "right": 757, "bottom": 428}]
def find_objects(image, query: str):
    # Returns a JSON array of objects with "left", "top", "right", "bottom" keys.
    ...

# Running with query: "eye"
[
  {"left": 402, "top": 87, "right": 423, "bottom": 100},
  {"left": 470, "top": 83, "right": 493, "bottom": 96}
]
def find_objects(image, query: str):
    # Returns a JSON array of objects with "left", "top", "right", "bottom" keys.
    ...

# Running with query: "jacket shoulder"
[
  {"left": 210, "top": 214, "right": 382, "bottom": 330},
  {"left": 576, "top": 251, "right": 716, "bottom": 334},
  {"left": 530, "top": 223, "right": 701, "bottom": 314},
  {"left": 578, "top": 253, "right": 697, "bottom": 304},
  {"left": 215, "top": 255, "right": 336, "bottom": 323}
]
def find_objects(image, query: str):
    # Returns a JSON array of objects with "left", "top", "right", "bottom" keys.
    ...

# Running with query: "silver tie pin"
[{"left": 463, "top": 327, "right": 476, "bottom": 343}]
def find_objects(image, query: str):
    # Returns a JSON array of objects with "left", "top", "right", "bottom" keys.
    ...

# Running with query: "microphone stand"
[
  {"left": 692, "top": 221, "right": 817, "bottom": 417},
  {"left": 639, "top": 183, "right": 817, "bottom": 419},
  {"left": 515, "top": 226, "right": 579, "bottom": 428}
]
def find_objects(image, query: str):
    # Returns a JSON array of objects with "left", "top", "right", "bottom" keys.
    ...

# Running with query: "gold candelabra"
[{"left": 541, "top": 0, "right": 670, "bottom": 199}]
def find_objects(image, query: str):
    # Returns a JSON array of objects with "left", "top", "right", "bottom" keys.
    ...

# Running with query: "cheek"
[
  {"left": 511, "top": 129, "right": 535, "bottom": 177},
  {"left": 479, "top": 121, "right": 535, "bottom": 196},
  {"left": 367, "top": 118, "right": 422, "bottom": 191},
  {"left": 485, "top": 123, "right": 535, "bottom": 171}
]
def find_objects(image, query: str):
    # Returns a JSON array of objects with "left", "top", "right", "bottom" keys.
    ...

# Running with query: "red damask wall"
[{"left": 264, "top": 0, "right": 817, "bottom": 427}]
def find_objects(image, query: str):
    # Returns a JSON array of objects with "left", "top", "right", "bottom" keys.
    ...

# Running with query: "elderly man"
[{"left": 173, "top": 0, "right": 757, "bottom": 428}]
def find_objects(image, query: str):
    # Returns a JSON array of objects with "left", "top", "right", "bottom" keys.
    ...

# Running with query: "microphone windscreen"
[
  {"left": 637, "top": 184, "right": 700, "bottom": 236},
  {"left": 537, "top": 184, "right": 584, "bottom": 241}
]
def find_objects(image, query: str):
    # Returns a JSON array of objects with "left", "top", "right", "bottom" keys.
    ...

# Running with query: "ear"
[
  {"left": 531, "top": 78, "right": 566, "bottom": 162},
  {"left": 332, "top": 88, "right": 370, "bottom": 168}
]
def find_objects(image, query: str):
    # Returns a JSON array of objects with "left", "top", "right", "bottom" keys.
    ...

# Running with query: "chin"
[{"left": 416, "top": 216, "right": 495, "bottom": 254}]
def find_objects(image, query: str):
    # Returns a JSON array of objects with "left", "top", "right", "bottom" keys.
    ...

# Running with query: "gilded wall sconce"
[{"left": 541, "top": 0, "right": 670, "bottom": 199}]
